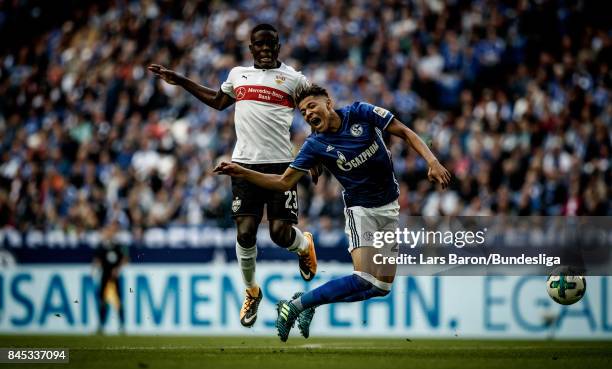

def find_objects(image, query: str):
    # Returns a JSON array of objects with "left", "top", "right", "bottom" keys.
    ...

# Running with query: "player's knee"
[
  {"left": 235, "top": 217, "right": 259, "bottom": 247},
  {"left": 361, "top": 279, "right": 390, "bottom": 298},
  {"left": 236, "top": 231, "right": 257, "bottom": 248},
  {"left": 354, "top": 271, "right": 393, "bottom": 298},
  {"left": 269, "top": 222, "right": 293, "bottom": 248}
]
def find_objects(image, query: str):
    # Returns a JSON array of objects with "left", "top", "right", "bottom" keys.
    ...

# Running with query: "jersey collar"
[{"left": 253, "top": 61, "right": 283, "bottom": 70}]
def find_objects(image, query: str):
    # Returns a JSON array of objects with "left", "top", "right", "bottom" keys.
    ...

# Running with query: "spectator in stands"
[{"left": 0, "top": 0, "right": 609, "bottom": 236}]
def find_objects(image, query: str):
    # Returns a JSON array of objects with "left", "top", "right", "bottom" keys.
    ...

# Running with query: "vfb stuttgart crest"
[
  {"left": 274, "top": 74, "right": 286, "bottom": 84},
  {"left": 350, "top": 124, "right": 363, "bottom": 137},
  {"left": 232, "top": 197, "right": 242, "bottom": 212}
]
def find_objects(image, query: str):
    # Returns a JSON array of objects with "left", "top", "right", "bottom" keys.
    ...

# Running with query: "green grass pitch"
[{"left": 1, "top": 336, "right": 611, "bottom": 369}]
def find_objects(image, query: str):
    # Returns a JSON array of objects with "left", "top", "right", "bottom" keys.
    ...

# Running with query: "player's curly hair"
[
  {"left": 294, "top": 84, "right": 329, "bottom": 107},
  {"left": 251, "top": 24, "right": 278, "bottom": 38}
]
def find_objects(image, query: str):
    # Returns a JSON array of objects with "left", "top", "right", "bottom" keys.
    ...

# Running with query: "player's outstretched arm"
[
  {"left": 213, "top": 162, "right": 305, "bottom": 191},
  {"left": 148, "top": 64, "right": 235, "bottom": 110},
  {"left": 386, "top": 119, "right": 452, "bottom": 188}
]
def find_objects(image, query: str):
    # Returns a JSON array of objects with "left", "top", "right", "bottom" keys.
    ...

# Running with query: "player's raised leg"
[
  {"left": 235, "top": 216, "right": 263, "bottom": 327},
  {"left": 269, "top": 220, "right": 317, "bottom": 281},
  {"left": 267, "top": 176, "right": 317, "bottom": 281},
  {"left": 277, "top": 202, "right": 398, "bottom": 340},
  {"left": 278, "top": 247, "right": 394, "bottom": 340}
]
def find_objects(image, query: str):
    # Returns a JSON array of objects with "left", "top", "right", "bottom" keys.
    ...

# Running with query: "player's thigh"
[
  {"left": 351, "top": 247, "right": 396, "bottom": 284},
  {"left": 345, "top": 201, "right": 399, "bottom": 283},
  {"left": 230, "top": 166, "right": 265, "bottom": 220},
  {"left": 264, "top": 163, "right": 298, "bottom": 224},
  {"left": 344, "top": 206, "right": 380, "bottom": 251}
]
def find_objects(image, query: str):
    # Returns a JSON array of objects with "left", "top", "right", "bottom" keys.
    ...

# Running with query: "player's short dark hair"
[
  {"left": 295, "top": 84, "right": 329, "bottom": 106},
  {"left": 251, "top": 24, "right": 278, "bottom": 38}
]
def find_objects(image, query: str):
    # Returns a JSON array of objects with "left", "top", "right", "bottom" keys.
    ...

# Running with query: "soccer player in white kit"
[{"left": 148, "top": 24, "right": 317, "bottom": 327}]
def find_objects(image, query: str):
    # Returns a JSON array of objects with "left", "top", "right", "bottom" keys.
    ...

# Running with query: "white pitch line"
[
  {"left": 298, "top": 344, "right": 323, "bottom": 349},
  {"left": 73, "top": 346, "right": 408, "bottom": 351},
  {"left": 70, "top": 345, "right": 564, "bottom": 351}
]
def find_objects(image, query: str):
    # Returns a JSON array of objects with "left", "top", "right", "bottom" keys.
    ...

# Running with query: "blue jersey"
[{"left": 291, "top": 102, "right": 400, "bottom": 208}]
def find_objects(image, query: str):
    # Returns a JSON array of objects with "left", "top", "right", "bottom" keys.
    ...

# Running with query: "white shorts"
[{"left": 344, "top": 200, "right": 400, "bottom": 253}]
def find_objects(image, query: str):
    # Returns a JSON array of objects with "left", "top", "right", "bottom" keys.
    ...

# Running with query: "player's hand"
[
  {"left": 427, "top": 160, "right": 451, "bottom": 189},
  {"left": 309, "top": 163, "right": 323, "bottom": 185},
  {"left": 213, "top": 162, "right": 245, "bottom": 177},
  {"left": 148, "top": 64, "right": 182, "bottom": 85}
]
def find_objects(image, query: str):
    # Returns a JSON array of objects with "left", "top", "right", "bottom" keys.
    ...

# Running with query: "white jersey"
[{"left": 221, "top": 63, "right": 309, "bottom": 164}]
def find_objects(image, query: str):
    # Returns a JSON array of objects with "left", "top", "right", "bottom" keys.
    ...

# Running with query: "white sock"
[
  {"left": 236, "top": 242, "right": 257, "bottom": 289},
  {"left": 291, "top": 296, "right": 304, "bottom": 311},
  {"left": 287, "top": 226, "right": 309, "bottom": 254}
]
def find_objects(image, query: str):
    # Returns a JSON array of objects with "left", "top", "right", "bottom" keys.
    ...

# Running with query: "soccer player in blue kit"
[{"left": 214, "top": 84, "right": 451, "bottom": 341}]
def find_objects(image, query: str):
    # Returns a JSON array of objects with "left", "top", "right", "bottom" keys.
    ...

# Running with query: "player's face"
[
  {"left": 299, "top": 95, "right": 333, "bottom": 133},
  {"left": 249, "top": 30, "right": 280, "bottom": 69}
]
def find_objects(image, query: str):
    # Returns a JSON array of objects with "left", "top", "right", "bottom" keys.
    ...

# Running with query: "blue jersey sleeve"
[
  {"left": 290, "top": 139, "right": 318, "bottom": 172},
  {"left": 353, "top": 102, "right": 394, "bottom": 130}
]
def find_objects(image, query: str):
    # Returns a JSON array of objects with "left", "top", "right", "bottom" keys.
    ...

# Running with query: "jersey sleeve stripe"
[
  {"left": 289, "top": 164, "right": 310, "bottom": 173},
  {"left": 382, "top": 114, "right": 394, "bottom": 130}
]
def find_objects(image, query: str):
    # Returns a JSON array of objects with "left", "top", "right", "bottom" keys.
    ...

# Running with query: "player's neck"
[
  {"left": 254, "top": 60, "right": 281, "bottom": 69},
  {"left": 329, "top": 112, "right": 341, "bottom": 133}
]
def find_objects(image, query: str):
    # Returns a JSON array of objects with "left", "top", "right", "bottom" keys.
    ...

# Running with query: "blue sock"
[
  {"left": 335, "top": 285, "right": 389, "bottom": 303},
  {"left": 297, "top": 273, "right": 389, "bottom": 311}
]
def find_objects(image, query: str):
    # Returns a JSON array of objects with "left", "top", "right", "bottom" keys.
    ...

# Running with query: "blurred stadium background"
[{"left": 0, "top": 0, "right": 611, "bottom": 344}]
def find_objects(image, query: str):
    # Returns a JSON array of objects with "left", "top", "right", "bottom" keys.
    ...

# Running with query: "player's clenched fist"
[{"left": 148, "top": 64, "right": 182, "bottom": 85}]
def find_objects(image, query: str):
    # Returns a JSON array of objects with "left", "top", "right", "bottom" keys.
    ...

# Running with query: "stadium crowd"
[{"left": 0, "top": 0, "right": 610, "bottom": 235}]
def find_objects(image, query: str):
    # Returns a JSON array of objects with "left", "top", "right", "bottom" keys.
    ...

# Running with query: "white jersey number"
[{"left": 284, "top": 190, "right": 298, "bottom": 210}]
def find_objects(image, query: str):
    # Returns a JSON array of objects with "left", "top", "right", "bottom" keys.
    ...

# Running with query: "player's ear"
[{"left": 326, "top": 98, "right": 333, "bottom": 110}]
